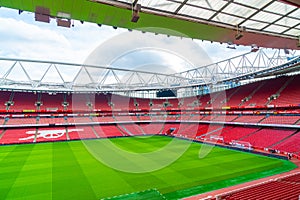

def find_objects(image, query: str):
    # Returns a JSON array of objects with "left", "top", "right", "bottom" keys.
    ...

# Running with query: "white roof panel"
[
  {"left": 112, "top": 0, "right": 300, "bottom": 41},
  {"left": 264, "top": 24, "right": 289, "bottom": 33},
  {"left": 234, "top": 0, "right": 270, "bottom": 9},
  {"left": 179, "top": 5, "right": 215, "bottom": 19},
  {"left": 264, "top": 1, "right": 296, "bottom": 15},
  {"left": 222, "top": 3, "right": 256, "bottom": 18},
  {"left": 213, "top": 13, "right": 244, "bottom": 25},
  {"left": 284, "top": 28, "right": 300, "bottom": 36},
  {"left": 241, "top": 20, "right": 269, "bottom": 30},
  {"left": 276, "top": 17, "right": 300, "bottom": 27},
  {"left": 251, "top": 11, "right": 282, "bottom": 23}
]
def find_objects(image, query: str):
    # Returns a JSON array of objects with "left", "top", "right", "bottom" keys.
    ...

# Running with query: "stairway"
[
  {"left": 239, "top": 82, "right": 265, "bottom": 106},
  {"left": 266, "top": 76, "right": 295, "bottom": 105}
]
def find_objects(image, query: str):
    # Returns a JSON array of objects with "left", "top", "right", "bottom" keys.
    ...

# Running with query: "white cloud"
[{"left": 0, "top": 7, "right": 258, "bottom": 87}]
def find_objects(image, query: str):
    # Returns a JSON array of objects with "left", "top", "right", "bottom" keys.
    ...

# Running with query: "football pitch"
[{"left": 0, "top": 135, "right": 296, "bottom": 200}]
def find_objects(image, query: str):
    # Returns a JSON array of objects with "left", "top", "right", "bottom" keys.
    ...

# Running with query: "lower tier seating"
[
  {"left": 220, "top": 173, "right": 300, "bottom": 200},
  {"left": 241, "top": 129, "right": 296, "bottom": 148}
]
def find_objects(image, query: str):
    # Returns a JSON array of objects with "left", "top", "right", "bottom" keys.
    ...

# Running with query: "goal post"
[{"left": 231, "top": 140, "right": 252, "bottom": 151}]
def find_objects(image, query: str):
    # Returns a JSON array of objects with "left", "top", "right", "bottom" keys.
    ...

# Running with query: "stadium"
[{"left": 0, "top": 0, "right": 300, "bottom": 199}]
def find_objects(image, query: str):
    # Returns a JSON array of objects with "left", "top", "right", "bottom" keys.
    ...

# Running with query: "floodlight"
[
  {"left": 35, "top": 6, "right": 50, "bottom": 23},
  {"left": 251, "top": 44, "right": 259, "bottom": 52},
  {"left": 131, "top": 4, "right": 141, "bottom": 23},
  {"left": 57, "top": 19, "right": 71, "bottom": 28}
]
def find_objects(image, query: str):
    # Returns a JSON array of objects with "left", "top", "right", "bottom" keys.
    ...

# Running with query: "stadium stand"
[
  {"left": 140, "top": 123, "right": 164, "bottom": 134},
  {"left": 1, "top": 73, "right": 300, "bottom": 157},
  {"left": 217, "top": 126, "right": 259, "bottom": 144},
  {"left": 111, "top": 95, "right": 135, "bottom": 110},
  {"left": 38, "top": 117, "right": 66, "bottom": 124},
  {"left": 271, "top": 75, "right": 300, "bottom": 106},
  {"left": 35, "top": 127, "right": 68, "bottom": 142},
  {"left": 233, "top": 115, "right": 265, "bottom": 123},
  {"left": 67, "top": 93, "right": 90, "bottom": 111},
  {"left": 225, "top": 81, "right": 262, "bottom": 106},
  {"left": 118, "top": 124, "right": 144, "bottom": 135},
  {"left": 260, "top": 115, "right": 300, "bottom": 125},
  {"left": 219, "top": 173, "right": 300, "bottom": 200},
  {"left": 281, "top": 173, "right": 300, "bottom": 183},
  {"left": 68, "top": 126, "right": 98, "bottom": 140},
  {"left": 241, "top": 129, "right": 296, "bottom": 148},
  {"left": 95, "top": 116, "right": 114, "bottom": 122},
  {"left": 11, "top": 92, "right": 37, "bottom": 110},
  {"left": 40, "top": 93, "right": 64, "bottom": 111},
  {"left": 0, "top": 91, "right": 11, "bottom": 110},
  {"left": 93, "top": 125, "right": 124, "bottom": 137},
  {"left": 94, "top": 93, "right": 111, "bottom": 111},
  {"left": 135, "top": 97, "right": 150, "bottom": 110},
  {"left": 212, "top": 115, "right": 239, "bottom": 122},
  {"left": 0, "top": 128, "right": 37, "bottom": 144},
  {"left": 6, "top": 117, "right": 37, "bottom": 125},
  {"left": 244, "top": 76, "right": 288, "bottom": 106},
  {"left": 272, "top": 132, "right": 300, "bottom": 153}
]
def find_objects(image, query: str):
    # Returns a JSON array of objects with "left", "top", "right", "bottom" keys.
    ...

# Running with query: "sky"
[
  {"left": 0, "top": 7, "right": 281, "bottom": 88},
  {"left": 0, "top": 7, "right": 251, "bottom": 65}
]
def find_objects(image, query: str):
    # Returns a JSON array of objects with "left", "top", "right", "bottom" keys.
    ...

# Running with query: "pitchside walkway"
[{"left": 184, "top": 159, "right": 300, "bottom": 200}]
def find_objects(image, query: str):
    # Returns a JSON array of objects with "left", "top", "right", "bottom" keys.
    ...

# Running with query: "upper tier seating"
[
  {"left": 10, "top": 92, "right": 37, "bottom": 110},
  {"left": 135, "top": 98, "right": 150, "bottom": 110},
  {"left": 94, "top": 93, "right": 111, "bottom": 111},
  {"left": 244, "top": 76, "right": 288, "bottom": 106},
  {"left": 0, "top": 91, "right": 11, "bottom": 110},
  {"left": 225, "top": 81, "right": 262, "bottom": 106},
  {"left": 111, "top": 95, "right": 135, "bottom": 110},
  {"left": 271, "top": 75, "right": 300, "bottom": 106},
  {"left": 40, "top": 93, "right": 64, "bottom": 110},
  {"left": 67, "top": 93, "right": 90, "bottom": 111}
]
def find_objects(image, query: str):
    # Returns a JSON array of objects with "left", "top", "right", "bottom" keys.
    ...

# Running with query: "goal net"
[{"left": 231, "top": 140, "right": 252, "bottom": 150}]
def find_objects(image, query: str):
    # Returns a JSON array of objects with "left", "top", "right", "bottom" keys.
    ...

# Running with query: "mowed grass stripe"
[
  {"left": 52, "top": 142, "right": 96, "bottom": 200},
  {"left": 110, "top": 135, "right": 174, "bottom": 153},
  {"left": 0, "top": 145, "right": 34, "bottom": 200},
  {"left": 68, "top": 141, "right": 136, "bottom": 198},
  {"left": 5, "top": 144, "right": 53, "bottom": 200}
]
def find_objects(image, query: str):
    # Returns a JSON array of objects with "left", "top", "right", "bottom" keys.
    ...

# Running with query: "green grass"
[{"left": 0, "top": 135, "right": 296, "bottom": 200}]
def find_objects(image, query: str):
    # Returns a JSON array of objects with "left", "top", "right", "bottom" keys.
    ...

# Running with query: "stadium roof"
[
  {"left": 0, "top": 49, "right": 299, "bottom": 94},
  {"left": 0, "top": 0, "right": 299, "bottom": 49}
]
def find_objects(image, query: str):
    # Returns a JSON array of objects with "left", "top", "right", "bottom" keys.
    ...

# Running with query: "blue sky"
[{"left": 0, "top": 7, "right": 252, "bottom": 66}]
